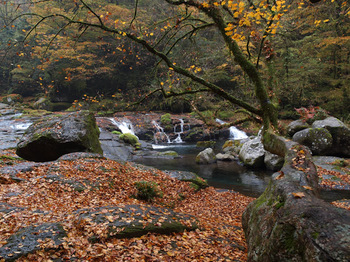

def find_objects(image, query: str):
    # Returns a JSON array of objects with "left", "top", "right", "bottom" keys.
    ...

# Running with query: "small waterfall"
[
  {"left": 109, "top": 117, "right": 136, "bottom": 135},
  {"left": 216, "top": 118, "right": 248, "bottom": 140},
  {"left": 229, "top": 126, "right": 248, "bottom": 140},
  {"left": 152, "top": 120, "right": 171, "bottom": 144},
  {"left": 173, "top": 119, "right": 185, "bottom": 143}
]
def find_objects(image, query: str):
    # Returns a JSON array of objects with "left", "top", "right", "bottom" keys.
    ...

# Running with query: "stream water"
[{"left": 134, "top": 143, "right": 273, "bottom": 198}]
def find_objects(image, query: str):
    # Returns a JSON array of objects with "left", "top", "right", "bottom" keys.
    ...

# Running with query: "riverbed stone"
[
  {"left": 16, "top": 111, "right": 102, "bottom": 162},
  {"left": 195, "top": 148, "right": 216, "bottom": 164},
  {"left": 264, "top": 151, "right": 284, "bottom": 171},
  {"left": 239, "top": 137, "right": 266, "bottom": 168},
  {"left": 312, "top": 117, "right": 350, "bottom": 157},
  {"left": 292, "top": 128, "right": 333, "bottom": 155},
  {"left": 216, "top": 153, "right": 236, "bottom": 161},
  {"left": 286, "top": 119, "right": 309, "bottom": 137}
]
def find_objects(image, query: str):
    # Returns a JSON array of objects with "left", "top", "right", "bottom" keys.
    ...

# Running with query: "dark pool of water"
[{"left": 133, "top": 143, "right": 274, "bottom": 198}]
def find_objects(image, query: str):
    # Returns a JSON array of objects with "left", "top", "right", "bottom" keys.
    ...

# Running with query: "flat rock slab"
[
  {"left": 74, "top": 205, "right": 198, "bottom": 239},
  {"left": 0, "top": 223, "right": 66, "bottom": 261}
]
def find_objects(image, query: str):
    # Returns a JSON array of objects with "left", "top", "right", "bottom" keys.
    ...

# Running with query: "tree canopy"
[{"left": 1, "top": 0, "right": 349, "bottom": 126}]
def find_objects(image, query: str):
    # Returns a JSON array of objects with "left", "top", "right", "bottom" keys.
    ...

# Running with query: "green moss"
[
  {"left": 157, "top": 151, "right": 179, "bottom": 157},
  {"left": 112, "top": 131, "right": 122, "bottom": 135},
  {"left": 282, "top": 224, "right": 298, "bottom": 252},
  {"left": 311, "top": 232, "right": 320, "bottom": 239},
  {"left": 0, "top": 155, "right": 17, "bottom": 161},
  {"left": 160, "top": 113, "right": 172, "bottom": 125},
  {"left": 81, "top": 112, "right": 103, "bottom": 154},
  {"left": 120, "top": 133, "right": 139, "bottom": 147},
  {"left": 222, "top": 140, "right": 234, "bottom": 150},
  {"left": 196, "top": 141, "right": 216, "bottom": 148}
]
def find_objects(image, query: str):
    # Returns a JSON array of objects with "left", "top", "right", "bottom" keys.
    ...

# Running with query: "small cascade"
[
  {"left": 173, "top": 119, "right": 185, "bottom": 143},
  {"left": 216, "top": 118, "right": 248, "bottom": 140},
  {"left": 152, "top": 120, "right": 171, "bottom": 144},
  {"left": 109, "top": 117, "right": 136, "bottom": 135},
  {"left": 229, "top": 126, "right": 248, "bottom": 140},
  {"left": 257, "top": 126, "right": 264, "bottom": 137}
]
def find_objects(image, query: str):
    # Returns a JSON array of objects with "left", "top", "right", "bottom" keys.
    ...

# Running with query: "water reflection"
[{"left": 133, "top": 144, "right": 273, "bottom": 198}]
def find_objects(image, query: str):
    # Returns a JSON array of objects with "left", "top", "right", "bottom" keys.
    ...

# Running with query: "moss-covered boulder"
[
  {"left": 120, "top": 133, "right": 140, "bottom": 149},
  {"left": 286, "top": 119, "right": 309, "bottom": 137},
  {"left": 243, "top": 132, "right": 350, "bottom": 261},
  {"left": 196, "top": 141, "right": 216, "bottom": 148},
  {"left": 292, "top": 128, "right": 333, "bottom": 155},
  {"left": 160, "top": 113, "right": 172, "bottom": 126},
  {"left": 195, "top": 148, "right": 216, "bottom": 164},
  {"left": 1, "top": 94, "right": 23, "bottom": 105},
  {"left": 312, "top": 117, "right": 350, "bottom": 157},
  {"left": 16, "top": 111, "right": 102, "bottom": 162}
]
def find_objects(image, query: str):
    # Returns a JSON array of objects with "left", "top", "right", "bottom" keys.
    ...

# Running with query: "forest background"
[{"left": 0, "top": 0, "right": 349, "bottom": 124}]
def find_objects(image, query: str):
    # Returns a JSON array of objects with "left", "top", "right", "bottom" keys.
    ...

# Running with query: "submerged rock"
[{"left": 16, "top": 111, "right": 102, "bottom": 162}]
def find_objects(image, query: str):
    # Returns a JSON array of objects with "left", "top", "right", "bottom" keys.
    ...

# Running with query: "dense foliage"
[{"left": 0, "top": 0, "right": 349, "bottom": 121}]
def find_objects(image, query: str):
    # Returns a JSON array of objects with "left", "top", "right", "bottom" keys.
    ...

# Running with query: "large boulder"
[
  {"left": 286, "top": 119, "right": 309, "bottom": 137},
  {"left": 239, "top": 137, "right": 266, "bottom": 168},
  {"left": 243, "top": 132, "right": 350, "bottom": 262},
  {"left": 312, "top": 117, "right": 350, "bottom": 157},
  {"left": 195, "top": 148, "right": 216, "bottom": 164},
  {"left": 264, "top": 151, "right": 284, "bottom": 171},
  {"left": 292, "top": 128, "right": 333, "bottom": 155},
  {"left": 16, "top": 111, "right": 102, "bottom": 162}
]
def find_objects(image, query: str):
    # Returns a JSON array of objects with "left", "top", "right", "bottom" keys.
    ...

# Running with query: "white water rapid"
[
  {"left": 152, "top": 120, "right": 171, "bottom": 144},
  {"left": 216, "top": 118, "right": 248, "bottom": 140},
  {"left": 109, "top": 118, "right": 136, "bottom": 136}
]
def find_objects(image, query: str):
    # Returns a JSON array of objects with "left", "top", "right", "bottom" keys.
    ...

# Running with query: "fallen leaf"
[
  {"left": 302, "top": 186, "right": 313, "bottom": 190},
  {"left": 292, "top": 192, "right": 305, "bottom": 198}
]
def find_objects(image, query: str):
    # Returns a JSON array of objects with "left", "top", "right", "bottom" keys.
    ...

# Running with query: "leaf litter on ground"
[{"left": 0, "top": 149, "right": 253, "bottom": 261}]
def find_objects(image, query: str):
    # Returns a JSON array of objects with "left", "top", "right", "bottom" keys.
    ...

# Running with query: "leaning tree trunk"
[{"left": 242, "top": 131, "right": 350, "bottom": 261}]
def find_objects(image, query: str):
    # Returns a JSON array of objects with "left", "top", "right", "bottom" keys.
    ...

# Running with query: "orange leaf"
[
  {"left": 275, "top": 171, "right": 284, "bottom": 180},
  {"left": 292, "top": 192, "right": 305, "bottom": 198},
  {"left": 302, "top": 186, "right": 313, "bottom": 190}
]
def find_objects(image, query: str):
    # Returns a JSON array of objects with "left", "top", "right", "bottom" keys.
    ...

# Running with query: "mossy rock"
[
  {"left": 157, "top": 151, "right": 179, "bottom": 157},
  {"left": 16, "top": 111, "right": 102, "bottom": 162},
  {"left": 160, "top": 113, "right": 172, "bottom": 125},
  {"left": 1, "top": 94, "right": 23, "bottom": 104},
  {"left": 196, "top": 141, "right": 216, "bottom": 148},
  {"left": 222, "top": 140, "right": 234, "bottom": 150},
  {"left": 120, "top": 133, "right": 139, "bottom": 147}
]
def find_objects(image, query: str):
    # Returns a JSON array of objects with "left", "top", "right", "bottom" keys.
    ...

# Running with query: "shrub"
[{"left": 134, "top": 181, "right": 163, "bottom": 202}]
